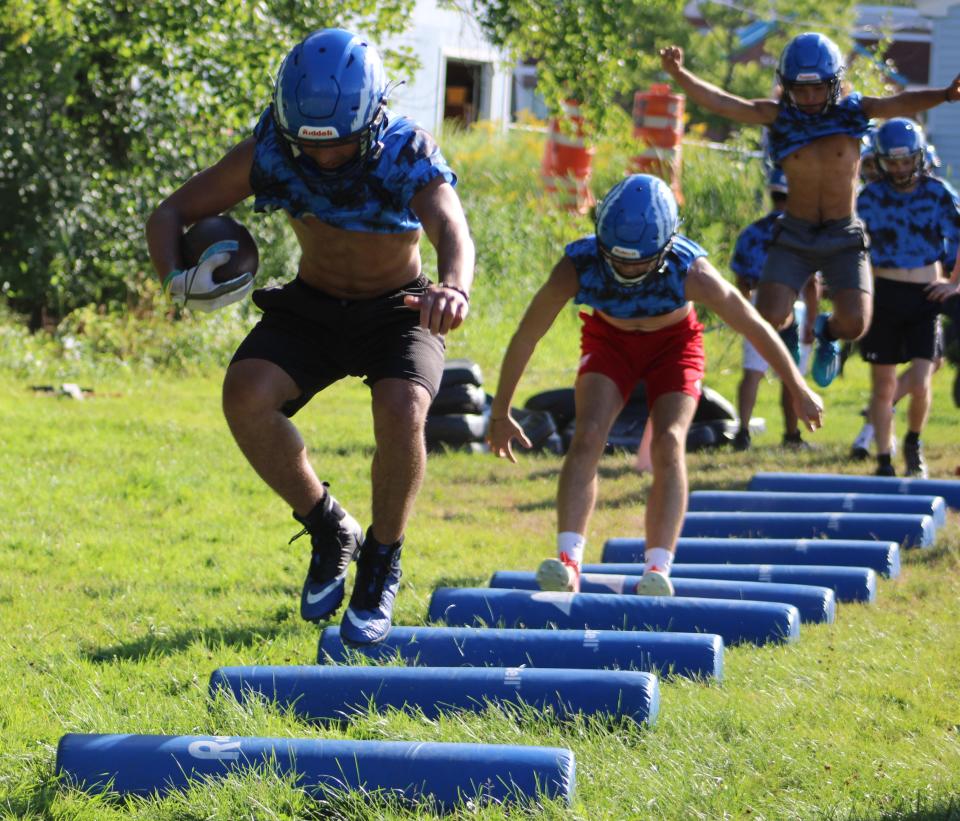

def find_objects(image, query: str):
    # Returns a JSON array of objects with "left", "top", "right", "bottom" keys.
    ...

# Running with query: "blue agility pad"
[
  {"left": 489, "top": 571, "right": 835, "bottom": 624},
  {"left": 55, "top": 733, "right": 575, "bottom": 808},
  {"left": 210, "top": 665, "right": 659, "bottom": 725},
  {"left": 603, "top": 538, "right": 900, "bottom": 577},
  {"left": 680, "top": 511, "right": 934, "bottom": 547},
  {"left": 428, "top": 587, "right": 799, "bottom": 646},
  {"left": 688, "top": 490, "right": 946, "bottom": 528},
  {"left": 585, "top": 563, "right": 876, "bottom": 604},
  {"left": 318, "top": 625, "right": 723, "bottom": 680},
  {"left": 749, "top": 472, "right": 960, "bottom": 510}
]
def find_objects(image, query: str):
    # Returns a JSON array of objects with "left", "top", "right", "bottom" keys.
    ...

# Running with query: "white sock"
[
  {"left": 557, "top": 532, "right": 585, "bottom": 565},
  {"left": 644, "top": 547, "right": 673, "bottom": 575}
]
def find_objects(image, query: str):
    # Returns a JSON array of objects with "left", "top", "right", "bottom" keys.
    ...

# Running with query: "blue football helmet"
[
  {"left": 925, "top": 142, "right": 942, "bottom": 171},
  {"left": 272, "top": 29, "right": 396, "bottom": 176},
  {"left": 859, "top": 129, "right": 881, "bottom": 183},
  {"left": 875, "top": 117, "right": 926, "bottom": 188},
  {"left": 767, "top": 166, "right": 788, "bottom": 195},
  {"left": 777, "top": 33, "right": 844, "bottom": 112},
  {"left": 595, "top": 174, "right": 679, "bottom": 286}
]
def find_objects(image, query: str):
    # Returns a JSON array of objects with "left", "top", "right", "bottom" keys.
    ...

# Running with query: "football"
[{"left": 180, "top": 215, "right": 259, "bottom": 284}]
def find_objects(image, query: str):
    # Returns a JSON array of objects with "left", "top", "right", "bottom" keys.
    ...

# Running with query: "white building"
[
  {"left": 916, "top": 0, "right": 960, "bottom": 180},
  {"left": 378, "top": 0, "right": 515, "bottom": 135}
]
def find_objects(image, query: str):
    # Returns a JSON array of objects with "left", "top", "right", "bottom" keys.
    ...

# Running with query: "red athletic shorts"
[{"left": 577, "top": 308, "right": 705, "bottom": 405}]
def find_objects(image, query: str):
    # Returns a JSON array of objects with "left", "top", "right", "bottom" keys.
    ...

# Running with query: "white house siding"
[
  {"left": 378, "top": 0, "right": 513, "bottom": 136},
  {"left": 918, "top": 0, "right": 960, "bottom": 182}
]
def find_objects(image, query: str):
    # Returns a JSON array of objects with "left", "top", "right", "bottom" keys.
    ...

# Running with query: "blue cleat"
[
  {"left": 340, "top": 533, "right": 403, "bottom": 645},
  {"left": 811, "top": 313, "right": 841, "bottom": 388},
  {"left": 292, "top": 485, "right": 363, "bottom": 622}
]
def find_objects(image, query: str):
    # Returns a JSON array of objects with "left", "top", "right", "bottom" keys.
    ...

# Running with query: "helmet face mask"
[
  {"left": 875, "top": 118, "right": 926, "bottom": 189},
  {"left": 272, "top": 29, "right": 397, "bottom": 180},
  {"left": 777, "top": 33, "right": 844, "bottom": 114},
  {"left": 595, "top": 174, "right": 679, "bottom": 287}
]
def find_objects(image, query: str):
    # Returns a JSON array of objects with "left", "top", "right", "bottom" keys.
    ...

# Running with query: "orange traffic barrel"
[
  {"left": 541, "top": 100, "right": 595, "bottom": 214},
  {"left": 631, "top": 84, "right": 685, "bottom": 204}
]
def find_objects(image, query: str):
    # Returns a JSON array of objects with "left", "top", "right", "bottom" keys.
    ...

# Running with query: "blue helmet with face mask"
[
  {"left": 595, "top": 174, "right": 679, "bottom": 285},
  {"left": 272, "top": 29, "right": 396, "bottom": 177},
  {"left": 777, "top": 33, "right": 844, "bottom": 112},
  {"left": 875, "top": 117, "right": 926, "bottom": 187}
]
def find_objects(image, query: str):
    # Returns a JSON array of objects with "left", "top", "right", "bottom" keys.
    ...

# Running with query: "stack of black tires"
[
  {"left": 524, "top": 383, "right": 740, "bottom": 454},
  {"left": 424, "top": 359, "right": 565, "bottom": 454},
  {"left": 425, "top": 358, "right": 741, "bottom": 455}
]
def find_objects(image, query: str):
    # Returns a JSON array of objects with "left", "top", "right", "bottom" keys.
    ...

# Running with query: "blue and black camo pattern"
[
  {"left": 730, "top": 210, "right": 784, "bottom": 284},
  {"left": 767, "top": 94, "right": 871, "bottom": 163},
  {"left": 857, "top": 176, "right": 960, "bottom": 269},
  {"left": 250, "top": 106, "right": 456, "bottom": 233},
  {"left": 568, "top": 234, "right": 708, "bottom": 319}
]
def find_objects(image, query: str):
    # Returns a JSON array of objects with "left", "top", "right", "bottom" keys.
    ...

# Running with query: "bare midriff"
[
  {"left": 781, "top": 133, "right": 860, "bottom": 223},
  {"left": 288, "top": 214, "right": 424, "bottom": 298},
  {"left": 597, "top": 302, "right": 692, "bottom": 332},
  {"left": 873, "top": 262, "right": 942, "bottom": 284}
]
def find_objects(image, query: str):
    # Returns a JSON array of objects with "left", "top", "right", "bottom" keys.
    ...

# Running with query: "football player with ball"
[{"left": 146, "top": 29, "right": 474, "bottom": 644}]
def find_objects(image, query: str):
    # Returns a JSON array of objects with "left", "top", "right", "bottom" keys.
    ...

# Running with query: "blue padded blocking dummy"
[
  {"left": 489, "top": 571, "right": 835, "bottom": 624},
  {"left": 602, "top": 537, "right": 900, "bottom": 578},
  {"left": 319, "top": 625, "right": 723, "bottom": 680},
  {"left": 55, "top": 733, "right": 575, "bottom": 808},
  {"left": 209, "top": 665, "right": 659, "bottom": 725},
  {"left": 427, "top": 587, "right": 799, "bottom": 646},
  {"left": 749, "top": 472, "right": 960, "bottom": 510},
  {"left": 680, "top": 511, "right": 934, "bottom": 548},
  {"left": 687, "top": 490, "right": 946, "bottom": 528},
  {"left": 584, "top": 563, "right": 876, "bottom": 604}
]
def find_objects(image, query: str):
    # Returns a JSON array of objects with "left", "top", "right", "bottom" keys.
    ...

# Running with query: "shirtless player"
[
  {"left": 146, "top": 28, "right": 474, "bottom": 644},
  {"left": 661, "top": 33, "right": 960, "bottom": 388}
]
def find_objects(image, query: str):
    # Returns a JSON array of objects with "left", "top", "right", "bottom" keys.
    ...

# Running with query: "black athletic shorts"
[
  {"left": 231, "top": 275, "right": 446, "bottom": 417},
  {"left": 859, "top": 278, "right": 943, "bottom": 366}
]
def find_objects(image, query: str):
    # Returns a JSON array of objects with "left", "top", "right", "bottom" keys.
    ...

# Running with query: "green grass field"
[{"left": 3, "top": 126, "right": 960, "bottom": 819}]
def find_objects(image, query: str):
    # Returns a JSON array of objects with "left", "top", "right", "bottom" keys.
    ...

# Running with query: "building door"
[{"left": 443, "top": 59, "right": 485, "bottom": 127}]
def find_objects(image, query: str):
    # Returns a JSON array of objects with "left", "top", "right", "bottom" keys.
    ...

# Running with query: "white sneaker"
[
  {"left": 850, "top": 423, "right": 874, "bottom": 461},
  {"left": 635, "top": 569, "right": 674, "bottom": 597},
  {"left": 536, "top": 552, "right": 581, "bottom": 593}
]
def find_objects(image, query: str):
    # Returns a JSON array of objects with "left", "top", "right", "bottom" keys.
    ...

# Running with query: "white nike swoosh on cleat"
[
  {"left": 344, "top": 608, "right": 379, "bottom": 630},
  {"left": 304, "top": 574, "right": 346, "bottom": 604}
]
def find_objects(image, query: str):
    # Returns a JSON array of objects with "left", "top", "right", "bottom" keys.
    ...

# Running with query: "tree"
[
  {"left": 0, "top": 0, "right": 417, "bottom": 321},
  {"left": 472, "top": 0, "right": 893, "bottom": 140}
]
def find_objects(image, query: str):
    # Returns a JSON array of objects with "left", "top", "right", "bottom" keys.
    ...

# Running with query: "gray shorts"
[{"left": 761, "top": 214, "right": 872, "bottom": 296}]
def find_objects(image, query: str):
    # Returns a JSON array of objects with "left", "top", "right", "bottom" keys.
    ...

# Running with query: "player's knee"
[
  {"left": 651, "top": 424, "right": 685, "bottom": 464},
  {"left": 568, "top": 417, "right": 610, "bottom": 455},
  {"left": 373, "top": 381, "right": 430, "bottom": 433},
  {"left": 222, "top": 363, "right": 287, "bottom": 419}
]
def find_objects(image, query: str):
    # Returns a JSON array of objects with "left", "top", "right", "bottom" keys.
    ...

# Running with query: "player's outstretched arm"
[
  {"left": 487, "top": 258, "right": 579, "bottom": 463},
  {"left": 685, "top": 258, "right": 823, "bottom": 431},
  {"left": 660, "top": 46, "right": 778, "bottom": 126},
  {"left": 408, "top": 177, "right": 476, "bottom": 335},
  {"left": 863, "top": 72, "right": 960, "bottom": 119}
]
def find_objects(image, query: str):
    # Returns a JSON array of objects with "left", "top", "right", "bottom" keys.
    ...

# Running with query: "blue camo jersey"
[
  {"left": 569, "top": 234, "right": 708, "bottom": 319},
  {"left": 730, "top": 210, "right": 783, "bottom": 284},
  {"left": 767, "top": 94, "right": 871, "bottom": 163},
  {"left": 249, "top": 106, "right": 456, "bottom": 232},
  {"left": 857, "top": 176, "right": 960, "bottom": 269}
]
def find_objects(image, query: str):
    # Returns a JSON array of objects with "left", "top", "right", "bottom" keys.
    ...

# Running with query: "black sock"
[
  {"left": 783, "top": 431, "right": 802, "bottom": 443},
  {"left": 363, "top": 526, "right": 403, "bottom": 553},
  {"left": 905, "top": 431, "right": 921, "bottom": 445},
  {"left": 820, "top": 318, "right": 837, "bottom": 342},
  {"left": 877, "top": 453, "right": 892, "bottom": 467}
]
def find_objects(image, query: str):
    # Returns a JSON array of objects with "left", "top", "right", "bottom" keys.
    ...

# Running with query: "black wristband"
[{"left": 440, "top": 283, "right": 470, "bottom": 303}]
